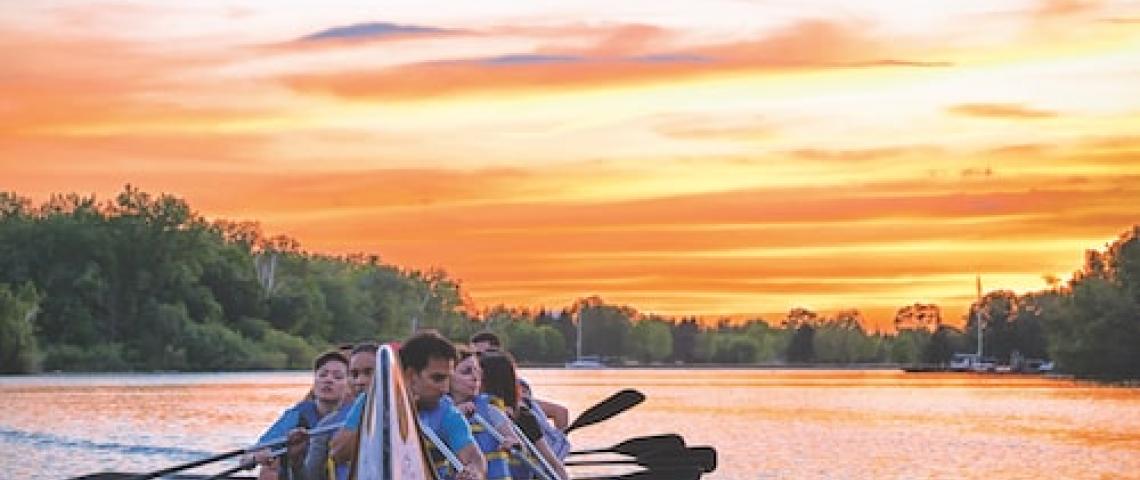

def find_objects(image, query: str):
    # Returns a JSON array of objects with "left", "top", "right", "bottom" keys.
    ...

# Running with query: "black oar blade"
[
  {"left": 565, "top": 389, "right": 645, "bottom": 433},
  {"left": 639, "top": 447, "right": 717, "bottom": 472},
  {"left": 612, "top": 433, "right": 685, "bottom": 457},
  {"left": 686, "top": 446, "right": 717, "bottom": 473},
  {"left": 572, "top": 466, "right": 702, "bottom": 480},
  {"left": 567, "top": 446, "right": 717, "bottom": 473},
  {"left": 617, "top": 467, "right": 703, "bottom": 480},
  {"left": 570, "top": 433, "right": 685, "bottom": 457}
]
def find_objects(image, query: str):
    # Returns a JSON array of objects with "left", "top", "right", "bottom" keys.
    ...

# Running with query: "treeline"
[
  {"left": 0, "top": 187, "right": 1137, "bottom": 378},
  {"left": 473, "top": 226, "right": 1140, "bottom": 379},
  {"left": 0, "top": 187, "right": 476, "bottom": 372}
]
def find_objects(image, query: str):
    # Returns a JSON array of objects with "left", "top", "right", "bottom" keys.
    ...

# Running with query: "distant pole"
[
  {"left": 576, "top": 309, "right": 583, "bottom": 360},
  {"left": 976, "top": 275, "right": 983, "bottom": 358}
]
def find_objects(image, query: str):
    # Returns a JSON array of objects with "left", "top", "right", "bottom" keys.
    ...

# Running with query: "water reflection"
[{"left": 1, "top": 370, "right": 1137, "bottom": 479}]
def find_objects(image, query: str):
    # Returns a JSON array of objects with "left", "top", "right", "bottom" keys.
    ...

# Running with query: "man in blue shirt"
[{"left": 331, "top": 332, "right": 486, "bottom": 480}]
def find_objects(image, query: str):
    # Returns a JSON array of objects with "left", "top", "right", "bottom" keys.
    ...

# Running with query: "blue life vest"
[
  {"left": 274, "top": 400, "right": 322, "bottom": 479},
  {"left": 470, "top": 395, "right": 512, "bottom": 480}
]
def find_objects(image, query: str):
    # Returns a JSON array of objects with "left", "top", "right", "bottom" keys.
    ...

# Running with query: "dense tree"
[
  {"left": 1043, "top": 227, "right": 1140, "bottom": 378},
  {"left": 786, "top": 324, "right": 816, "bottom": 363},
  {"left": 3, "top": 187, "right": 1136, "bottom": 377},
  {"left": 0, "top": 187, "right": 476, "bottom": 372},
  {"left": 0, "top": 282, "right": 42, "bottom": 373},
  {"left": 629, "top": 317, "right": 673, "bottom": 363}
]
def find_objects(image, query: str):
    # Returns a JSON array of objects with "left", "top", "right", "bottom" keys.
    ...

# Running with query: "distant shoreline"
[{"left": 520, "top": 362, "right": 910, "bottom": 370}]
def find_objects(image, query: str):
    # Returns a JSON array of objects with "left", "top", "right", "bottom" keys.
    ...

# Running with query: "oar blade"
[
  {"left": 612, "top": 433, "right": 685, "bottom": 458},
  {"left": 636, "top": 447, "right": 717, "bottom": 472},
  {"left": 565, "top": 389, "right": 645, "bottom": 433},
  {"left": 570, "top": 433, "right": 686, "bottom": 457},
  {"left": 686, "top": 446, "right": 717, "bottom": 473},
  {"left": 617, "top": 467, "right": 703, "bottom": 480}
]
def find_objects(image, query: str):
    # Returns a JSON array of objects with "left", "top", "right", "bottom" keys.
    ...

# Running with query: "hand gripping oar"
[
  {"left": 128, "top": 422, "right": 344, "bottom": 480},
  {"left": 565, "top": 389, "right": 645, "bottom": 434},
  {"left": 572, "top": 466, "right": 703, "bottom": 480},
  {"left": 564, "top": 446, "right": 717, "bottom": 473},
  {"left": 472, "top": 413, "right": 556, "bottom": 480},
  {"left": 569, "top": 433, "right": 685, "bottom": 457},
  {"left": 202, "top": 446, "right": 287, "bottom": 480}
]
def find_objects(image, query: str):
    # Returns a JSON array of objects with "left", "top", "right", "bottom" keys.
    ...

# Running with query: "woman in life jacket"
[
  {"left": 252, "top": 350, "right": 349, "bottom": 480},
  {"left": 479, "top": 352, "right": 569, "bottom": 480},
  {"left": 449, "top": 347, "right": 519, "bottom": 480}
]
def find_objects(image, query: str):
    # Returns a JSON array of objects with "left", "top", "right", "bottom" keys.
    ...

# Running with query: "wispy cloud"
[
  {"left": 948, "top": 103, "right": 1060, "bottom": 120},
  {"left": 4, "top": 0, "right": 1139, "bottom": 325},
  {"left": 280, "top": 19, "right": 949, "bottom": 100},
  {"left": 299, "top": 22, "right": 454, "bottom": 42}
]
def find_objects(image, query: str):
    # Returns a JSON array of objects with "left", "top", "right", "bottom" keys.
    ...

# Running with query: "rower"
[
  {"left": 331, "top": 332, "right": 486, "bottom": 480},
  {"left": 302, "top": 343, "right": 376, "bottom": 480},
  {"left": 470, "top": 331, "right": 571, "bottom": 459}
]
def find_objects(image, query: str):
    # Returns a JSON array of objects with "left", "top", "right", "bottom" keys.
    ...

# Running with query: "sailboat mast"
[
  {"left": 976, "top": 275, "right": 983, "bottom": 358},
  {"left": 576, "top": 309, "right": 583, "bottom": 360}
]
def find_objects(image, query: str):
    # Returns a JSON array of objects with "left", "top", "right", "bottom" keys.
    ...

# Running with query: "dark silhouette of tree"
[{"left": 786, "top": 324, "right": 816, "bottom": 362}]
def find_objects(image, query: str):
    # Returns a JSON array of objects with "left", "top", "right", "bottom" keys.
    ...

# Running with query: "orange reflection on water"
[{"left": 1, "top": 370, "right": 1138, "bottom": 479}]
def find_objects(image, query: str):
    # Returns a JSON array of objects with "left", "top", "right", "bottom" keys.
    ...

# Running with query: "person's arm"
[
  {"left": 533, "top": 398, "right": 569, "bottom": 431},
  {"left": 328, "top": 428, "right": 357, "bottom": 465},
  {"left": 329, "top": 395, "right": 365, "bottom": 464},
  {"left": 479, "top": 404, "right": 520, "bottom": 452},
  {"left": 533, "top": 437, "right": 568, "bottom": 480},
  {"left": 455, "top": 443, "right": 487, "bottom": 480}
]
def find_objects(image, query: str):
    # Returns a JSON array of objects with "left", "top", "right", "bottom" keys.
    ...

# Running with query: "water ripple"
[{"left": 0, "top": 426, "right": 215, "bottom": 459}]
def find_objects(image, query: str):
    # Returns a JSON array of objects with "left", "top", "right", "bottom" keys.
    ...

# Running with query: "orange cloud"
[
  {"left": 0, "top": 27, "right": 272, "bottom": 136},
  {"left": 280, "top": 19, "right": 948, "bottom": 100},
  {"left": 948, "top": 103, "right": 1059, "bottom": 120}
]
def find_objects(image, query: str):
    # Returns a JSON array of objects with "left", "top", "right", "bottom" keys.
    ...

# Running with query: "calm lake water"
[{"left": 1, "top": 369, "right": 1138, "bottom": 480}]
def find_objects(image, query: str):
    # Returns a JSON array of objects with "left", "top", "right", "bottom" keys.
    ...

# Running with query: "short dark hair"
[
  {"left": 351, "top": 342, "right": 378, "bottom": 356},
  {"left": 313, "top": 350, "right": 349, "bottom": 371},
  {"left": 470, "top": 331, "right": 502, "bottom": 348},
  {"left": 479, "top": 351, "right": 519, "bottom": 409},
  {"left": 399, "top": 331, "right": 457, "bottom": 372}
]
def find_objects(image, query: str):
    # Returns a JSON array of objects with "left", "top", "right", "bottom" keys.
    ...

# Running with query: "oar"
[
  {"left": 128, "top": 422, "right": 343, "bottom": 480},
  {"left": 203, "top": 447, "right": 286, "bottom": 480},
  {"left": 565, "top": 446, "right": 717, "bottom": 473},
  {"left": 565, "top": 389, "right": 645, "bottom": 434},
  {"left": 569, "top": 433, "right": 685, "bottom": 457},
  {"left": 472, "top": 413, "right": 555, "bottom": 480},
  {"left": 573, "top": 466, "right": 703, "bottom": 480},
  {"left": 507, "top": 419, "right": 564, "bottom": 480},
  {"left": 420, "top": 422, "right": 466, "bottom": 474}
]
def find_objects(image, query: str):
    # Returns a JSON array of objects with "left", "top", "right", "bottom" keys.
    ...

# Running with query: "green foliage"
[
  {"left": 42, "top": 343, "right": 130, "bottom": 372},
  {"left": 260, "top": 329, "right": 319, "bottom": 369},
  {"left": 786, "top": 324, "right": 816, "bottom": 362},
  {"left": 578, "top": 299, "right": 634, "bottom": 358},
  {"left": 0, "top": 186, "right": 478, "bottom": 372},
  {"left": 4, "top": 186, "right": 1136, "bottom": 377},
  {"left": 629, "top": 319, "right": 673, "bottom": 363},
  {"left": 0, "top": 282, "right": 43, "bottom": 373},
  {"left": 890, "top": 329, "right": 928, "bottom": 364}
]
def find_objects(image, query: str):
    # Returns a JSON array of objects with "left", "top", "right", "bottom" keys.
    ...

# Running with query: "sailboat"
[{"left": 565, "top": 311, "right": 605, "bottom": 369}]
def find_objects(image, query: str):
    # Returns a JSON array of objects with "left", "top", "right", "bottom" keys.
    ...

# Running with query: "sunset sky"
[{"left": 2, "top": 0, "right": 1138, "bottom": 329}]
